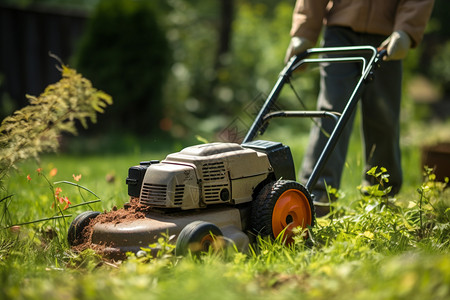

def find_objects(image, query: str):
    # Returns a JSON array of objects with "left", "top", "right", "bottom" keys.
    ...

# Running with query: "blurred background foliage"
[
  {"left": 72, "top": 0, "right": 171, "bottom": 135},
  {"left": 0, "top": 0, "right": 449, "bottom": 148}
]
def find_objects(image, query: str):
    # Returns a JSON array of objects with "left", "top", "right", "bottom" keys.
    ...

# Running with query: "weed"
[
  {"left": 0, "top": 62, "right": 111, "bottom": 187},
  {"left": 409, "top": 167, "right": 449, "bottom": 245},
  {"left": 310, "top": 166, "right": 449, "bottom": 256},
  {"left": 1, "top": 167, "right": 102, "bottom": 252},
  {"left": 0, "top": 61, "right": 111, "bottom": 249}
]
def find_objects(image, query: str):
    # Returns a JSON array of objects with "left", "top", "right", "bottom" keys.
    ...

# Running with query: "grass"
[{"left": 1, "top": 121, "right": 449, "bottom": 300}]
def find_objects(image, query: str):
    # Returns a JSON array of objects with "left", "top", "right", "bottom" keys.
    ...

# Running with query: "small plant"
[
  {"left": 359, "top": 166, "right": 393, "bottom": 205},
  {"left": 0, "top": 59, "right": 112, "bottom": 186},
  {"left": 309, "top": 167, "right": 448, "bottom": 254},
  {"left": 130, "top": 233, "right": 177, "bottom": 262},
  {"left": 407, "top": 167, "right": 449, "bottom": 243},
  {"left": 0, "top": 60, "right": 110, "bottom": 247},
  {"left": 2, "top": 167, "right": 102, "bottom": 247}
]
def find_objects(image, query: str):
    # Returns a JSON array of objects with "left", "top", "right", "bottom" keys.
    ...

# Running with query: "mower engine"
[{"left": 126, "top": 140, "right": 296, "bottom": 210}]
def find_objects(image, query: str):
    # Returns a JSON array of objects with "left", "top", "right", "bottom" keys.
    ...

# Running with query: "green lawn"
[{"left": 1, "top": 123, "right": 449, "bottom": 300}]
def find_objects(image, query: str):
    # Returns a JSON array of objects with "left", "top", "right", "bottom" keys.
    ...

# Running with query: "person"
[{"left": 285, "top": 0, "right": 435, "bottom": 217}]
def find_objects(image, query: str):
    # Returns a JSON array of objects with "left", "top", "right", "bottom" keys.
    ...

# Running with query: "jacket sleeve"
[
  {"left": 290, "top": 0, "right": 330, "bottom": 45},
  {"left": 394, "top": 0, "right": 435, "bottom": 47}
]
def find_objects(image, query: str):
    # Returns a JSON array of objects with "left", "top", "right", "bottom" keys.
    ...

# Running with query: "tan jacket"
[{"left": 291, "top": 0, "right": 434, "bottom": 47}]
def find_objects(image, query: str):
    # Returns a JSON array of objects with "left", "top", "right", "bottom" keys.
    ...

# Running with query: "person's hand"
[
  {"left": 284, "top": 36, "right": 312, "bottom": 64},
  {"left": 379, "top": 30, "right": 411, "bottom": 61}
]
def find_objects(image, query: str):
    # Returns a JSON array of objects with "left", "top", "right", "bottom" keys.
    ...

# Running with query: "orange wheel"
[
  {"left": 251, "top": 180, "right": 314, "bottom": 243},
  {"left": 199, "top": 234, "right": 215, "bottom": 251},
  {"left": 272, "top": 188, "right": 313, "bottom": 242}
]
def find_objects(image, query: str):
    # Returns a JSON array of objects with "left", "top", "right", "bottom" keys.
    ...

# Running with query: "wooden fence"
[{"left": 0, "top": 4, "right": 87, "bottom": 115}]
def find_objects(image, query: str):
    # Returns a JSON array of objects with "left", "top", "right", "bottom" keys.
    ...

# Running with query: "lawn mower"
[{"left": 68, "top": 46, "right": 386, "bottom": 257}]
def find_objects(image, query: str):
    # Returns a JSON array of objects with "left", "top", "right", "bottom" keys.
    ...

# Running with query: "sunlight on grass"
[{"left": 1, "top": 121, "right": 449, "bottom": 300}]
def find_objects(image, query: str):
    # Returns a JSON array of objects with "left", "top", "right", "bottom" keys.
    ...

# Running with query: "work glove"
[
  {"left": 379, "top": 30, "right": 411, "bottom": 61},
  {"left": 284, "top": 36, "right": 312, "bottom": 64}
]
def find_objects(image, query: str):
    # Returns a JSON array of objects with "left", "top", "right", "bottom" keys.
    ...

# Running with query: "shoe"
[{"left": 311, "top": 189, "right": 335, "bottom": 218}]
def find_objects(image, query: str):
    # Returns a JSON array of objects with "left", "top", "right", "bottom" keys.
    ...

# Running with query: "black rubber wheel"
[
  {"left": 175, "top": 221, "right": 224, "bottom": 256},
  {"left": 250, "top": 180, "right": 315, "bottom": 243},
  {"left": 67, "top": 211, "right": 101, "bottom": 246}
]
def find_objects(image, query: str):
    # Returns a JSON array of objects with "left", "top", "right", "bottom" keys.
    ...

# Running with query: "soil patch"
[{"left": 71, "top": 197, "right": 152, "bottom": 256}]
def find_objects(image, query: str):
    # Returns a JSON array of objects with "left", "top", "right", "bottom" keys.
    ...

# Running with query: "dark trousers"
[{"left": 299, "top": 26, "right": 403, "bottom": 196}]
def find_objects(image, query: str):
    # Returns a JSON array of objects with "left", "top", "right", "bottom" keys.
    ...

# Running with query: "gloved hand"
[
  {"left": 284, "top": 36, "right": 312, "bottom": 64},
  {"left": 379, "top": 30, "right": 412, "bottom": 61}
]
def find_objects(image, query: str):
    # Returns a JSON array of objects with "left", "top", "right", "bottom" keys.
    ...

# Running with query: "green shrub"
[
  {"left": 0, "top": 63, "right": 112, "bottom": 184},
  {"left": 431, "top": 41, "right": 450, "bottom": 95},
  {"left": 73, "top": 0, "right": 171, "bottom": 134}
]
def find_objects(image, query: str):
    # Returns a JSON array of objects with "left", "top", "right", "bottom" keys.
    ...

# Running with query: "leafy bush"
[
  {"left": 431, "top": 41, "right": 450, "bottom": 95},
  {"left": 312, "top": 167, "right": 450, "bottom": 254},
  {"left": 0, "top": 62, "right": 112, "bottom": 184},
  {"left": 162, "top": 1, "right": 320, "bottom": 141},
  {"left": 0, "top": 61, "right": 111, "bottom": 245},
  {"left": 73, "top": 0, "right": 171, "bottom": 134}
]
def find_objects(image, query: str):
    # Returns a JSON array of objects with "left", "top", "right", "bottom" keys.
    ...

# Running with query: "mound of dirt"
[
  {"left": 71, "top": 197, "right": 151, "bottom": 255},
  {"left": 95, "top": 197, "right": 148, "bottom": 224}
]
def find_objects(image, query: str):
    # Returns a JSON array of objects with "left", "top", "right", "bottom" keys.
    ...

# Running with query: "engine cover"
[{"left": 137, "top": 142, "right": 273, "bottom": 210}]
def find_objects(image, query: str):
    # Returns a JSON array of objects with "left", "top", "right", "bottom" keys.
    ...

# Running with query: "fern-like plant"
[{"left": 0, "top": 62, "right": 112, "bottom": 184}]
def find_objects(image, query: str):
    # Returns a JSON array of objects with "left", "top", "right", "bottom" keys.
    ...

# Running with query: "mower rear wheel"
[
  {"left": 175, "top": 221, "right": 224, "bottom": 256},
  {"left": 67, "top": 211, "right": 100, "bottom": 246},
  {"left": 251, "top": 180, "right": 314, "bottom": 243}
]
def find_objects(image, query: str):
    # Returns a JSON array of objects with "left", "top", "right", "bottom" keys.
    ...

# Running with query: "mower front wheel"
[
  {"left": 175, "top": 221, "right": 224, "bottom": 256},
  {"left": 251, "top": 180, "right": 314, "bottom": 243},
  {"left": 67, "top": 211, "right": 101, "bottom": 246}
]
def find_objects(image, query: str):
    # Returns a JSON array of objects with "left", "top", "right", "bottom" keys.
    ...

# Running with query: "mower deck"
[{"left": 89, "top": 205, "right": 250, "bottom": 256}]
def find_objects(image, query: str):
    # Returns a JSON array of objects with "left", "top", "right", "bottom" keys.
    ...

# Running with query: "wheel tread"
[{"left": 250, "top": 180, "right": 315, "bottom": 238}]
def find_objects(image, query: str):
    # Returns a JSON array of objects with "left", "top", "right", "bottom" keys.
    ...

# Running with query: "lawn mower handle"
[{"left": 242, "top": 46, "right": 386, "bottom": 191}]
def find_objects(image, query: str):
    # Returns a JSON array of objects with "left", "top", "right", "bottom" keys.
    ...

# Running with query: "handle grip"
[{"left": 377, "top": 49, "right": 388, "bottom": 60}]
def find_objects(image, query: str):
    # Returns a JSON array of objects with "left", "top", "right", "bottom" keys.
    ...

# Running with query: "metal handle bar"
[
  {"left": 286, "top": 45, "right": 379, "bottom": 79},
  {"left": 262, "top": 111, "right": 341, "bottom": 124},
  {"left": 241, "top": 46, "right": 385, "bottom": 191},
  {"left": 243, "top": 46, "right": 379, "bottom": 144}
]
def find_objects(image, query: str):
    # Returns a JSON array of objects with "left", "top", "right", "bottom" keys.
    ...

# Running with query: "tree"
[{"left": 73, "top": 0, "right": 171, "bottom": 135}]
